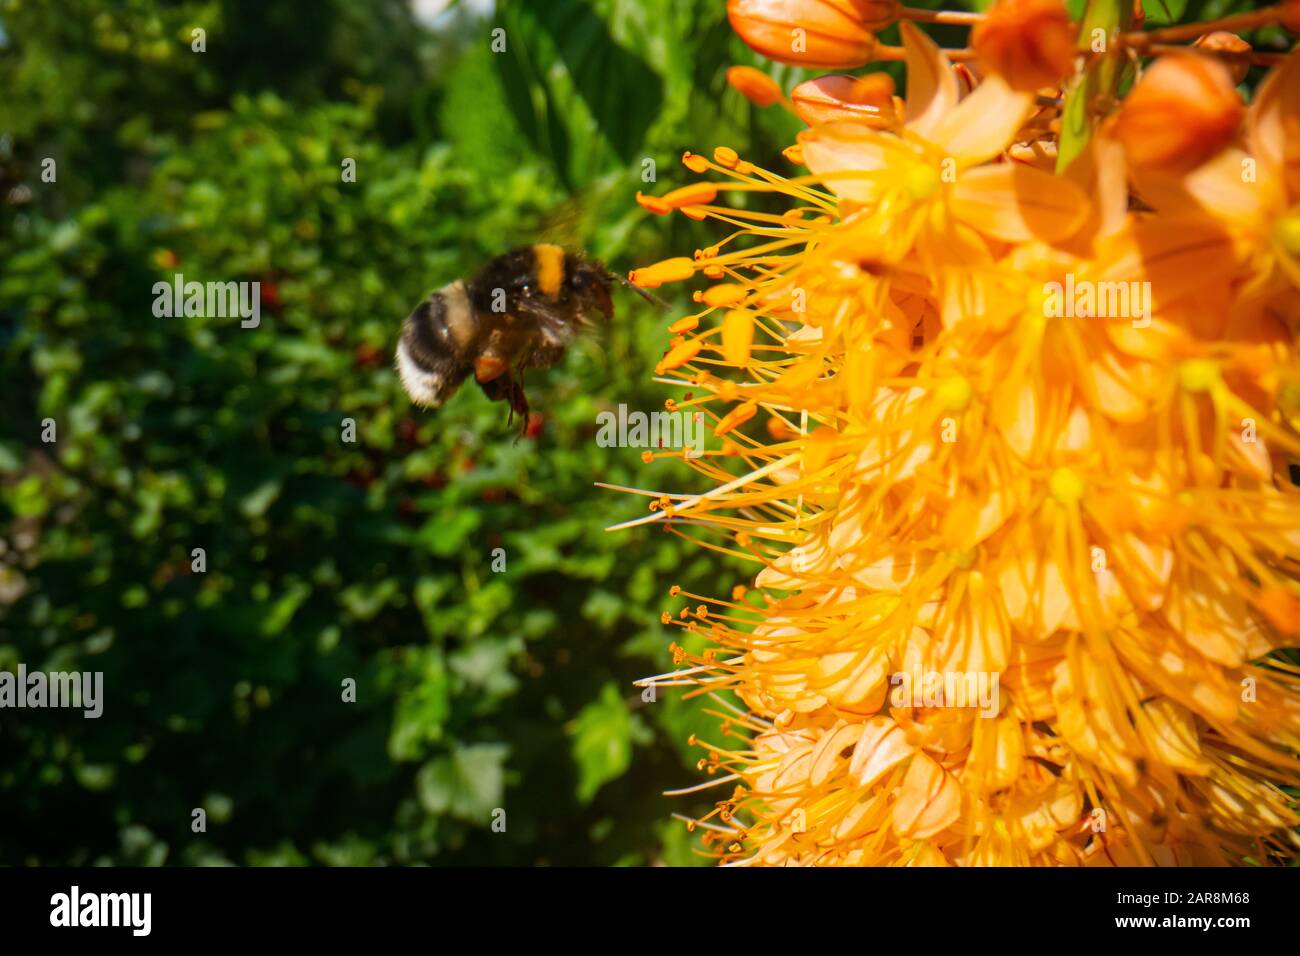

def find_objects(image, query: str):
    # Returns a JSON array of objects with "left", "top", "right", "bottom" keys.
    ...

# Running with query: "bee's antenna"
[{"left": 609, "top": 270, "right": 670, "bottom": 312}]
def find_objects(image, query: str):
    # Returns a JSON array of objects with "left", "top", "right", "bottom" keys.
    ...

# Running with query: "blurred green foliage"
[{"left": 0, "top": 0, "right": 814, "bottom": 866}]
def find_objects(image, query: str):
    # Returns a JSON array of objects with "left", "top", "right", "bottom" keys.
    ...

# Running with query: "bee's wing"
[{"left": 503, "top": 296, "right": 586, "bottom": 370}]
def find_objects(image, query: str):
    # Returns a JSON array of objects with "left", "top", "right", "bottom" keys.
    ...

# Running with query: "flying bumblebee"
[{"left": 395, "top": 244, "right": 624, "bottom": 429}]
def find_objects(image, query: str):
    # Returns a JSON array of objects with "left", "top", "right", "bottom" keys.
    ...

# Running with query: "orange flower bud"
[
  {"left": 726, "top": 66, "right": 784, "bottom": 107},
  {"left": 1113, "top": 53, "right": 1244, "bottom": 173},
  {"left": 971, "top": 0, "right": 1076, "bottom": 92},
  {"left": 726, "top": 0, "right": 888, "bottom": 69},
  {"left": 1193, "top": 31, "right": 1251, "bottom": 85},
  {"left": 791, "top": 73, "right": 896, "bottom": 127}
]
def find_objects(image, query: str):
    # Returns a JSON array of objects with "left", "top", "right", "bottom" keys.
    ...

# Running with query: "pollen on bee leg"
[{"left": 474, "top": 354, "right": 508, "bottom": 383}]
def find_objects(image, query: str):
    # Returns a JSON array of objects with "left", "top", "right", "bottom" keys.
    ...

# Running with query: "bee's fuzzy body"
[{"left": 395, "top": 244, "right": 613, "bottom": 426}]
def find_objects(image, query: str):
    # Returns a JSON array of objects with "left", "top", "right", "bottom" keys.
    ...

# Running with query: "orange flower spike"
[
  {"left": 727, "top": 0, "right": 886, "bottom": 69},
  {"left": 727, "top": 66, "right": 785, "bottom": 107},
  {"left": 629, "top": 257, "right": 697, "bottom": 288},
  {"left": 722, "top": 309, "right": 757, "bottom": 366},
  {"left": 971, "top": 0, "right": 1076, "bottom": 93},
  {"left": 715, "top": 401, "right": 759, "bottom": 436},
  {"left": 1112, "top": 53, "right": 1244, "bottom": 173}
]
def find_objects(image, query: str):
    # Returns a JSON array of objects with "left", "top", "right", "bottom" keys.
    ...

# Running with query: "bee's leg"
[
  {"left": 506, "top": 372, "right": 531, "bottom": 438},
  {"left": 477, "top": 371, "right": 530, "bottom": 434}
]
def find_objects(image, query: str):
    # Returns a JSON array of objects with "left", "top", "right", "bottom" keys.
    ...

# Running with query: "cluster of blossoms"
[{"left": 622, "top": 0, "right": 1300, "bottom": 865}]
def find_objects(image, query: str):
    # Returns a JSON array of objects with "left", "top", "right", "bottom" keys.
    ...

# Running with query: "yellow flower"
[
  {"left": 797, "top": 23, "right": 1090, "bottom": 255},
  {"left": 625, "top": 16, "right": 1300, "bottom": 867}
]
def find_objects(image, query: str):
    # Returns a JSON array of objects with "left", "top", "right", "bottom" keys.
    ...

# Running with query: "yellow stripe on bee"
[{"left": 533, "top": 243, "right": 565, "bottom": 299}]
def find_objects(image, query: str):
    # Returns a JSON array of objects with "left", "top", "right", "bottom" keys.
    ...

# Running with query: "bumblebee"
[{"left": 395, "top": 244, "right": 616, "bottom": 427}]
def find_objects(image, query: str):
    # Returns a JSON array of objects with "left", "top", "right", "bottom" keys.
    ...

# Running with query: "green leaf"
[
  {"left": 259, "top": 579, "right": 311, "bottom": 636},
  {"left": 416, "top": 744, "right": 508, "bottom": 824},
  {"left": 1139, "top": 0, "right": 1188, "bottom": 26},
  {"left": 495, "top": 0, "right": 664, "bottom": 188},
  {"left": 387, "top": 653, "right": 451, "bottom": 762},
  {"left": 569, "top": 682, "right": 650, "bottom": 803}
]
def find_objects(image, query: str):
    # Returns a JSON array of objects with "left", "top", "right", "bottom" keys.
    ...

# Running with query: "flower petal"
[
  {"left": 800, "top": 122, "right": 918, "bottom": 203},
  {"left": 892, "top": 752, "right": 961, "bottom": 839},
  {"left": 950, "top": 163, "right": 1090, "bottom": 242},
  {"left": 899, "top": 20, "right": 957, "bottom": 141},
  {"left": 1248, "top": 49, "right": 1300, "bottom": 197},
  {"left": 932, "top": 73, "right": 1033, "bottom": 167}
]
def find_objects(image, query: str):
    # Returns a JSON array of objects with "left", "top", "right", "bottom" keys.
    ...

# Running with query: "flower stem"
[
  {"left": 900, "top": 7, "right": 984, "bottom": 25},
  {"left": 1117, "top": 7, "right": 1283, "bottom": 48},
  {"left": 875, "top": 43, "right": 977, "bottom": 62},
  {"left": 1145, "top": 42, "right": 1288, "bottom": 65}
]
